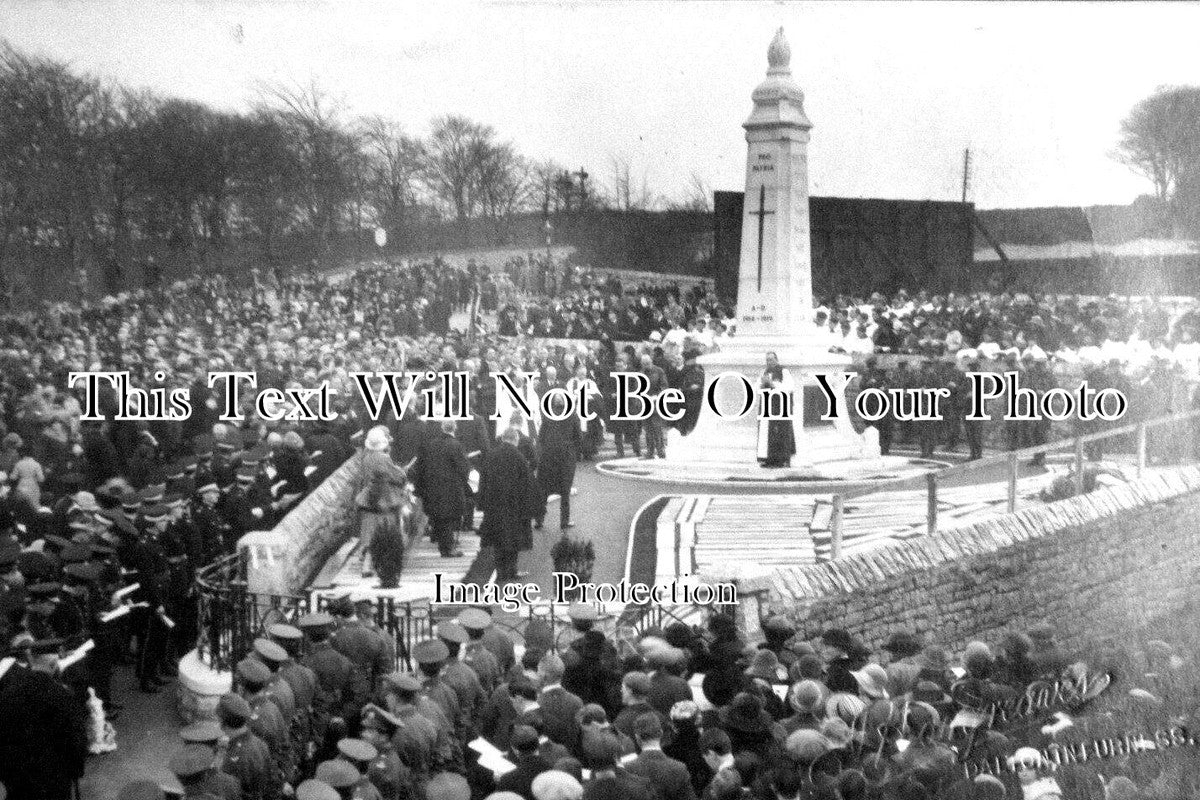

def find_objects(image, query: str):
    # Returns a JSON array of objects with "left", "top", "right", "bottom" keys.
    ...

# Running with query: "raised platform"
[
  {"left": 596, "top": 453, "right": 947, "bottom": 490},
  {"left": 649, "top": 461, "right": 1075, "bottom": 584},
  {"left": 308, "top": 525, "right": 482, "bottom": 603}
]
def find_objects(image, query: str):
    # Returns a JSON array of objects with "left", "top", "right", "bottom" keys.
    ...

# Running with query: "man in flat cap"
[
  {"left": 645, "top": 645, "right": 692, "bottom": 718},
  {"left": 579, "top": 729, "right": 656, "bottom": 800},
  {"left": 495, "top": 724, "right": 552, "bottom": 799}
]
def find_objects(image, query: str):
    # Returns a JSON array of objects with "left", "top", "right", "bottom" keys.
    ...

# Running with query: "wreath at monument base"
[{"left": 551, "top": 534, "right": 595, "bottom": 602}]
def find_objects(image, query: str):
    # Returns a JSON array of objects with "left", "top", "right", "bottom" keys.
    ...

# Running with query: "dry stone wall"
[{"left": 723, "top": 467, "right": 1200, "bottom": 655}]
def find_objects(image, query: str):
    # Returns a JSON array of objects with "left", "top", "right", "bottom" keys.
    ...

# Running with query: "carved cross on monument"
[{"left": 749, "top": 183, "right": 774, "bottom": 291}]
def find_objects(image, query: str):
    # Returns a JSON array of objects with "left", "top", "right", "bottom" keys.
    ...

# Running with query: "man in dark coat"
[
  {"left": 626, "top": 713, "right": 697, "bottom": 800},
  {"left": 494, "top": 725, "right": 552, "bottom": 799},
  {"left": 478, "top": 427, "right": 540, "bottom": 584},
  {"left": 534, "top": 392, "right": 580, "bottom": 531},
  {"left": 0, "top": 649, "right": 89, "bottom": 800},
  {"left": 416, "top": 420, "right": 472, "bottom": 558},
  {"left": 306, "top": 423, "right": 351, "bottom": 486},
  {"left": 81, "top": 420, "right": 122, "bottom": 487},
  {"left": 455, "top": 411, "right": 492, "bottom": 531},
  {"left": 675, "top": 349, "right": 706, "bottom": 436}
]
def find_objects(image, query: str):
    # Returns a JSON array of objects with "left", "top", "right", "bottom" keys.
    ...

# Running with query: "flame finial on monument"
[{"left": 767, "top": 27, "right": 790, "bottom": 71}]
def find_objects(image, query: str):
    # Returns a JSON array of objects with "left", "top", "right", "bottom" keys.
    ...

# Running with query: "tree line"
[
  {"left": 0, "top": 44, "right": 711, "bottom": 300},
  {"left": 1117, "top": 85, "right": 1200, "bottom": 237}
]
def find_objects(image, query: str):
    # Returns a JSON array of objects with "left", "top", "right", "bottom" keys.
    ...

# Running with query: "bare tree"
[
  {"left": 230, "top": 110, "right": 305, "bottom": 263},
  {"left": 257, "top": 80, "right": 362, "bottom": 263},
  {"left": 359, "top": 115, "right": 425, "bottom": 244},
  {"left": 666, "top": 172, "right": 713, "bottom": 213},
  {"left": 530, "top": 159, "right": 565, "bottom": 215},
  {"left": 0, "top": 45, "right": 111, "bottom": 299},
  {"left": 605, "top": 155, "right": 659, "bottom": 212},
  {"left": 422, "top": 114, "right": 495, "bottom": 222},
  {"left": 474, "top": 142, "right": 534, "bottom": 238},
  {"left": 1116, "top": 85, "right": 1200, "bottom": 235}
]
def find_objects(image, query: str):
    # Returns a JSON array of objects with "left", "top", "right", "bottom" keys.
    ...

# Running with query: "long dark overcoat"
[
  {"left": 415, "top": 430, "right": 471, "bottom": 521},
  {"left": 478, "top": 441, "right": 540, "bottom": 553},
  {"left": 536, "top": 414, "right": 580, "bottom": 496}
]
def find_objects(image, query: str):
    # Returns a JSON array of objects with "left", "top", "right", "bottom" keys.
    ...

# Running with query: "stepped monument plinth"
[{"left": 664, "top": 28, "right": 868, "bottom": 469}]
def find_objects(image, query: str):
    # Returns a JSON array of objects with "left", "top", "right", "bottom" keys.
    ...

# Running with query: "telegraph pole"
[{"left": 961, "top": 147, "right": 971, "bottom": 204}]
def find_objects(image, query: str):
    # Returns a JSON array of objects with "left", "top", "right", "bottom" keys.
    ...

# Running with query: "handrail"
[
  {"left": 195, "top": 407, "right": 1200, "bottom": 669},
  {"left": 827, "top": 407, "right": 1200, "bottom": 558}
]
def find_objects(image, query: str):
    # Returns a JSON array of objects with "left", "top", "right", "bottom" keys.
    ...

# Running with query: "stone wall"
[{"left": 719, "top": 467, "right": 1200, "bottom": 656}]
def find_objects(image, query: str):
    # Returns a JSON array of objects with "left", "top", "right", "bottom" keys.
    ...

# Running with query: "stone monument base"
[
  {"left": 666, "top": 336, "right": 867, "bottom": 467},
  {"left": 176, "top": 649, "right": 233, "bottom": 724}
]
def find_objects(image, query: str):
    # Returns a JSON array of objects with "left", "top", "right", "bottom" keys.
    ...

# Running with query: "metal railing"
[
  {"left": 195, "top": 555, "right": 729, "bottom": 671},
  {"left": 827, "top": 408, "right": 1200, "bottom": 559}
]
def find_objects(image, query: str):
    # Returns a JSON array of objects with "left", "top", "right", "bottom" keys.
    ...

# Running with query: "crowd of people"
[
  {"left": 104, "top": 602, "right": 1200, "bottom": 800},
  {"left": 0, "top": 249, "right": 1199, "bottom": 798}
]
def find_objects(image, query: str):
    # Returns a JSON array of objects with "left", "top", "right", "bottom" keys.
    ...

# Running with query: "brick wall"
[{"left": 718, "top": 467, "right": 1200, "bottom": 656}]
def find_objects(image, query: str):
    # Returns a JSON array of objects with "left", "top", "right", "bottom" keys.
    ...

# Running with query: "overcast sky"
[{"left": 3, "top": 0, "right": 1198, "bottom": 209}]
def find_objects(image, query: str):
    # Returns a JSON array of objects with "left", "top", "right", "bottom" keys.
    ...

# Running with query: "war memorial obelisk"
[{"left": 667, "top": 28, "right": 866, "bottom": 468}]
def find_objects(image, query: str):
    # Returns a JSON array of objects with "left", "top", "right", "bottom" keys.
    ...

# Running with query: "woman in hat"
[
  {"left": 718, "top": 692, "right": 783, "bottom": 763},
  {"left": 819, "top": 629, "right": 869, "bottom": 695},
  {"left": 10, "top": 448, "right": 44, "bottom": 508},
  {"left": 356, "top": 426, "right": 409, "bottom": 581}
]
